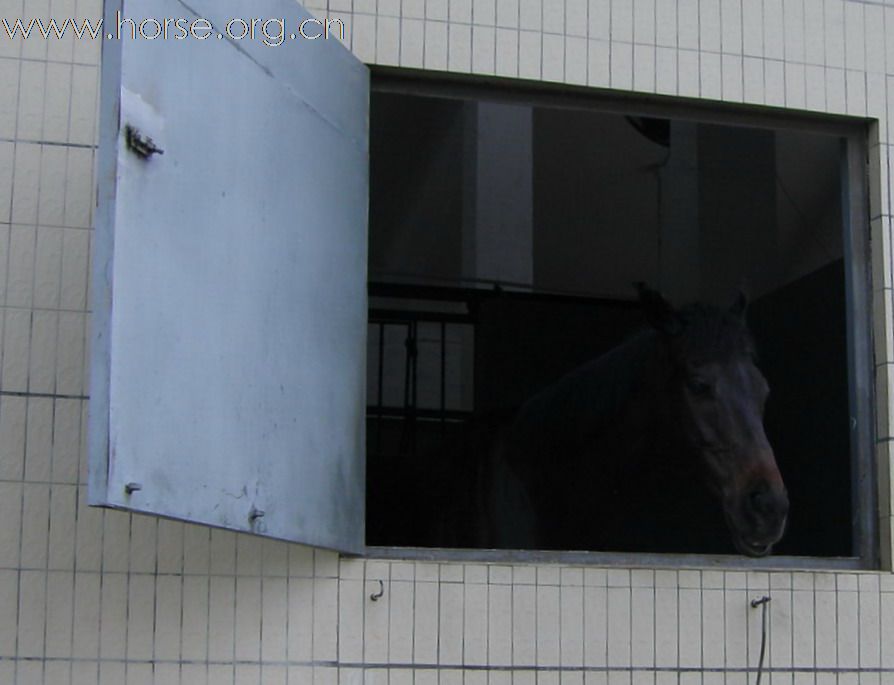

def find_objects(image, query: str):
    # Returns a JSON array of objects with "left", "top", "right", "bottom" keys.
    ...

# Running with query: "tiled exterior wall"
[{"left": 2, "top": 0, "right": 894, "bottom": 682}]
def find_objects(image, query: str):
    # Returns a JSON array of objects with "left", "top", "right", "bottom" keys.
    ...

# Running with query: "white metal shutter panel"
[{"left": 89, "top": 0, "right": 369, "bottom": 552}]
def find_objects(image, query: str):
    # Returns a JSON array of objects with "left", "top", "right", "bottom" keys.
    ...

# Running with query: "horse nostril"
[{"left": 748, "top": 485, "right": 773, "bottom": 515}]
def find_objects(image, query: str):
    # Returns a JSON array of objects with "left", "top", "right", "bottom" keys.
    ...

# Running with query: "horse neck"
[{"left": 615, "top": 337, "right": 693, "bottom": 470}]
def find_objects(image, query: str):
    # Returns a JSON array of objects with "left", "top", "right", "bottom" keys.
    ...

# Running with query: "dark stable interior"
[{"left": 365, "top": 89, "right": 852, "bottom": 557}]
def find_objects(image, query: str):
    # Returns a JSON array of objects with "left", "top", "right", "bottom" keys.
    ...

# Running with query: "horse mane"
[
  {"left": 505, "top": 299, "right": 755, "bottom": 461},
  {"left": 672, "top": 302, "right": 756, "bottom": 364}
]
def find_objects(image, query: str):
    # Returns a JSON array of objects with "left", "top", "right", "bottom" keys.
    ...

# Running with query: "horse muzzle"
[{"left": 725, "top": 479, "right": 789, "bottom": 557}]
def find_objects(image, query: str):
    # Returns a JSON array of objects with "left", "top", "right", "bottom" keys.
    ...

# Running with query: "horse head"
[{"left": 638, "top": 284, "right": 789, "bottom": 557}]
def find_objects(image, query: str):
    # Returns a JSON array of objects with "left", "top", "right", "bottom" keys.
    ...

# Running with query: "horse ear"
[
  {"left": 729, "top": 290, "right": 748, "bottom": 319},
  {"left": 635, "top": 282, "right": 681, "bottom": 335}
]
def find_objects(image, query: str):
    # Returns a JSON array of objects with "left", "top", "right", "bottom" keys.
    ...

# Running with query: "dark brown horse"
[{"left": 484, "top": 285, "right": 789, "bottom": 557}]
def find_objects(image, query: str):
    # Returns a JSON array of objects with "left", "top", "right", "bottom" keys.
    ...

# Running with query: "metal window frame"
[{"left": 364, "top": 67, "right": 879, "bottom": 571}]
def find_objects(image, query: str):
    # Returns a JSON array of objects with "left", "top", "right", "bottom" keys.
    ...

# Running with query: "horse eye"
[{"left": 687, "top": 378, "right": 714, "bottom": 396}]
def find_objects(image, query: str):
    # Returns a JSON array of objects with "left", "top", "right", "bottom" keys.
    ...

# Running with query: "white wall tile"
[
  {"left": 805, "top": 64, "right": 826, "bottom": 111},
  {"left": 630, "top": 585, "right": 653, "bottom": 667},
  {"left": 2, "top": 308, "right": 30, "bottom": 391},
  {"left": 517, "top": 29, "right": 540, "bottom": 79},
  {"left": 11, "top": 145, "right": 41, "bottom": 231},
  {"left": 860, "top": 578, "right": 881, "bottom": 669},
  {"left": 154, "top": 575, "right": 181, "bottom": 662},
  {"left": 792, "top": 585, "right": 815, "bottom": 666},
  {"left": 287, "top": 576, "right": 312, "bottom": 662},
  {"left": 0, "top": 141, "right": 12, "bottom": 224},
  {"left": 423, "top": 19, "right": 448, "bottom": 69},
  {"left": 400, "top": 17, "right": 424, "bottom": 67},
  {"left": 377, "top": 16, "right": 401, "bottom": 65},
  {"left": 0, "top": 58, "right": 18, "bottom": 140},
  {"left": 207, "top": 576, "right": 235, "bottom": 662},
  {"left": 352, "top": 14, "right": 376, "bottom": 63},
  {"left": 655, "top": 45, "right": 677, "bottom": 95},
  {"left": 537, "top": 583, "right": 561, "bottom": 666},
  {"left": 677, "top": 0, "right": 698, "bottom": 50},
  {"left": 678, "top": 49, "right": 699, "bottom": 97},
  {"left": 586, "top": 0, "right": 608, "bottom": 40},
  {"left": 42, "top": 62, "right": 71, "bottom": 144},
  {"left": 62, "top": 147, "right": 93, "bottom": 228},
  {"left": 234, "top": 576, "right": 262, "bottom": 661},
  {"left": 588, "top": 38, "right": 610, "bottom": 87},
  {"left": 313, "top": 578, "right": 338, "bottom": 661},
  {"left": 606, "top": 585, "right": 630, "bottom": 667},
  {"left": 611, "top": 0, "right": 633, "bottom": 43},
  {"left": 742, "top": 0, "right": 763, "bottom": 57},
  {"left": 17, "top": 60, "right": 45, "bottom": 142},
  {"left": 512, "top": 582, "right": 536, "bottom": 666},
  {"left": 566, "top": 0, "right": 586, "bottom": 38},
  {"left": 338, "top": 578, "right": 363, "bottom": 662},
  {"left": 70, "top": 573, "right": 99, "bottom": 659},
  {"left": 701, "top": 50, "right": 721, "bottom": 100},
  {"left": 413, "top": 580, "right": 438, "bottom": 663},
  {"left": 448, "top": 21, "right": 472, "bottom": 71},
  {"left": 785, "top": 62, "right": 806, "bottom": 109},
  {"left": 464, "top": 581, "right": 487, "bottom": 665},
  {"left": 496, "top": 0, "right": 518, "bottom": 29},
  {"left": 518, "top": 0, "right": 540, "bottom": 31},
  {"left": 543, "top": 32, "right": 565, "bottom": 82},
  {"left": 654, "top": 0, "right": 675, "bottom": 47},
  {"left": 826, "top": 66, "right": 846, "bottom": 114},
  {"left": 611, "top": 40, "right": 633, "bottom": 89},
  {"left": 721, "top": 0, "right": 742, "bottom": 54},
  {"left": 634, "top": 43, "right": 655, "bottom": 92},
  {"left": 700, "top": 588, "right": 723, "bottom": 668},
  {"left": 20, "top": 483, "right": 48, "bottom": 570},
  {"left": 561, "top": 583, "right": 584, "bottom": 666},
  {"left": 764, "top": 0, "right": 784, "bottom": 60},
  {"left": 473, "top": 0, "right": 497, "bottom": 27},
  {"left": 495, "top": 27, "right": 518, "bottom": 76},
  {"left": 837, "top": 588, "right": 859, "bottom": 669},
  {"left": 743, "top": 56, "right": 764, "bottom": 104},
  {"left": 488, "top": 581, "right": 511, "bottom": 665},
  {"left": 766, "top": 59, "right": 785, "bottom": 106},
  {"left": 0, "top": 570, "right": 18, "bottom": 656},
  {"left": 782, "top": 0, "right": 804, "bottom": 63},
  {"left": 825, "top": 0, "right": 845, "bottom": 69},
  {"left": 542, "top": 0, "right": 563, "bottom": 35},
  {"left": 24, "top": 396, "right": 52, "bottom": 481},
  {"left": 804, "top": 0, "right": 825, "bottom": 66},
  {"left": 845, "top": 1, "right": 865, "bottom": 72},
  {"left": 769, "top": 589, "right": 793, "bottom": 668},
  {"left": 126, "top": 574, "right": 155, "bottom": 661},
  {"left": 698, "top": 0, "right": 720, "bottom": 53},
  {"left": 99, "top": 572, "right": 126, "bottom": 659},
  {"left": 472, "top": 24, "right": 496, "bottom": 73},
  {"left": 567, "top": 35, "right": 587, "bottom": 84},
  {"left": 815, "top": 589, "right": 838, "bottom": 669},
  {"left": 439, "top": 581, "right": 463, "bottom": 664}
]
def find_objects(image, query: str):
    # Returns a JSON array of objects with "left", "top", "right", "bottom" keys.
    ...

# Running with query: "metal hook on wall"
[{"left": 370, "top": 579, "right": 385, "bottom": 601}]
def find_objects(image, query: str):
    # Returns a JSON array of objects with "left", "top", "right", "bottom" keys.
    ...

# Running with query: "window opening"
[{"left": 365, "top": 80, "right": 874, "bottom": 563}]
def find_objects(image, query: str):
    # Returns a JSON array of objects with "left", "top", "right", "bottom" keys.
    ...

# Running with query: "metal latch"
[{"left": 124, "top": 124, "right": 164, "bottom": 159}]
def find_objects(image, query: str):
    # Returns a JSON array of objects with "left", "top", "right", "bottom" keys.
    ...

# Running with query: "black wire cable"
[{"left": 751, "top": 595, "right": 771, "bottom": 685}]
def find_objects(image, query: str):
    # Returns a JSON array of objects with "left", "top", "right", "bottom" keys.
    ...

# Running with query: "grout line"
[
  {"left": 0, "top": 390, "right": 88, "bottom": 400},
  {"left": 0, "top": 655, "right": 891, "bottom": 673},
  {"left": 0, "top": 137, "right": 96, "bottom": 150}
]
